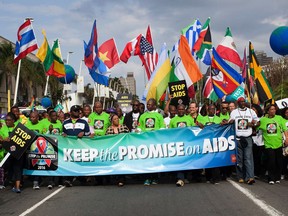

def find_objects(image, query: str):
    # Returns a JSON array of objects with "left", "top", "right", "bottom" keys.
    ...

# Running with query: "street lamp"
[{"left": 66, "top": 51, "right": 74, "bottom": 64}]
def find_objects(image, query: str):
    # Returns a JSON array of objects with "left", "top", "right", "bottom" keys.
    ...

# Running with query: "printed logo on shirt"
[
  {"left": 266, "top": 123, "right": 277, "bottom": 134},
  {"left": 51, "top": 128, "right": 60, "bottom": 135},
  {"left": 145, "top": 118, "right": 155, "bottom": 128},
  {"left": 237, "top": 119, "right": 248, "bottom": 130},
  {"left": 132, "top": 120, "right": 138, "bottom": 129},
  {"left": 94, "top": 120, "right": 104, "bottom": 129},
  {"left": 177, "top": 122, "right": 187, "bottom": 128}
]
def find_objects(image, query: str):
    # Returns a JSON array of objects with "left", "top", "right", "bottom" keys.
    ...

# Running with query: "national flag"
[
  {"left": 193, "top": 18, "right": 212, "bottom": 65},
  {"left": 139, "top": 35, "right": 158, "bottom": 80},
  {"left": 89, "top": 70, "right": 109, "bottom": 86},
  {"left": 202, "top": 67, "right": 218, "bottom": 102},
  {"left": 181, "top": 19, "right": 202, "bottom": 55},
  {"left": 84, "top": 20, "right": 100, "bottom": 71},
  {"left": 51, "top": 39, "right": 66, "bottom": 77},
  {"left": 36, "top": 31, "right": 66, "bottom": 78},
  {"left": 174, "top": 35, "right": 203, "bottom": 88},
  {"left": 14, "top": 19, "right": 38, "bottom": 64},
  {"left": 249, "top": 41, "right": 273, "bottom": 103},
  {"left": 28, "top": 96, "right": 35, "bottom": 111},
  {"left": 211, "top": 48, "right": 244, "bottom": 98},
  {"left": 216, "top": 27, "right": 242, "bottom": 68},
  {"left": 120, "top": 34, "right": 142, "bottom": 63},
  {"left": 98, "top": 38, "right": 120, "bottom": 69},
  {"left": 146, "top": 25, "right": 153, "bottom": 45},
  {"left": 145, "top": 43, "right": 171, "bottom": 102}
]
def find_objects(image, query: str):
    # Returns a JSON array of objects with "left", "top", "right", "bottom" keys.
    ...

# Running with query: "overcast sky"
[{"left": 1, "top": 0, "right": 287, "bottom": 100}]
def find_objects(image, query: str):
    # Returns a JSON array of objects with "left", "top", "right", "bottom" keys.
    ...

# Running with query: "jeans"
[{"left": 236, "top": 136, "right": 254, "bottom": 181}]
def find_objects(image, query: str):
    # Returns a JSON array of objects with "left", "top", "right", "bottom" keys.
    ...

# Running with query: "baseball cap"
[
  {"left": 237, "top": 97, "right": 245, "bottom": 102},
  {"left": 70, "top": 105, "right": 81, "bottom": 112}
]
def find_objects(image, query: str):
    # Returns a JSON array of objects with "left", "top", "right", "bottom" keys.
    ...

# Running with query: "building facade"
[{"left": 119, "top": 72, "right": 136, "bottom": 95}]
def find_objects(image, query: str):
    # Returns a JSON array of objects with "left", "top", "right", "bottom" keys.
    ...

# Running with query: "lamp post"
[{"left": 66, "top": 51, "right": 74, "bottom": 64}]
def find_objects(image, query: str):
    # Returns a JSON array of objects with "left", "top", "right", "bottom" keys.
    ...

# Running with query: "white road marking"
[
  {"left": 228, "top": 179, "right": 285, "bottom": 216},
  {"left": 19, "top": 186, "right": 65, "bottom": 216}
]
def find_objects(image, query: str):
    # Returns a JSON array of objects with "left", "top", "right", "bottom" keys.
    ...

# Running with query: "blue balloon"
[
  {"left": 58, "top": 65, "right": 76, "bottom": 84},
  {"left": 269, "top": 26, "right": 288, "bottom": 56},
  {"left": 41, "top": 97, "right": 52, "bottom": 108}
]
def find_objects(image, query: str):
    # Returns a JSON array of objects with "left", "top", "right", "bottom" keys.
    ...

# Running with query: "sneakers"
[
  {"left": 0, "top": 185, "right": 5, "bottom": 190},
  {"left": 12, "top": 187, "right": 21, "bottom": 193},
  {"left": 144, "top": 179, "right": 151, "bottom": 186},
  {"left": 238, "top": 179, "right": 244, "bottom": 183},
  {"left": 176, "top": 179, "right": 184, "bottom": 187},
  {"left": 33, "top": 182, "right": 40, "bottom": 190},
  {"left": 269, "top": 181, "right": 275, "bottom": 185},
  {"left": 151, "top": 179, "right": 158, "bottom": 185},
  {"left": 64, "top": 180, "right": 73, "bottom": 187},
  {"left": 47, "top": 185, "right": 53, "bottom": 190},
  {"left": 276, "top": 180, "right": 280, "bottom": 184},
  {"left": 118, "top": 182, "right": 124, "bottom": 187},
  {"left": 247, "top": 178, "right": 255, "bottom": 185}
]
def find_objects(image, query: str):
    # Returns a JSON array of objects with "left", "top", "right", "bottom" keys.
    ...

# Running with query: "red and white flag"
[
  {"left": 120, "top": 34, "right": 142, "bottom": 63},
  {"left": 216, "top": 27, "right": 242, "bottom": 67}
]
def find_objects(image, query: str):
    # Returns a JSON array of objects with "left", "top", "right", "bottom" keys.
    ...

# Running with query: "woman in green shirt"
[
  {"left": 0, "top": 112, "right": 22, "bottom": 193},
  {"left": 258, "top": 104, "right": 288, "bottom": 184}
]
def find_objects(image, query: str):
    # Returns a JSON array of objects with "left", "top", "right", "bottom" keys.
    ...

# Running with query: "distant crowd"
[{"left": 0, "top": 97, "right": 287, "bottom": 193}]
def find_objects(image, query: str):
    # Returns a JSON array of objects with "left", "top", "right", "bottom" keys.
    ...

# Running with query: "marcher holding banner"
[
  {"left": 229, "top": 97, "right": 258, "bottom": 185},
  {"left": 106, "top": 114, "right": 129, "bottom": 186},
  {"left": 123, "top": 100, "right": 142, "bottom": 132},
  {"left": 89, "top": 101, "right": 110, "bottom": 136},
  {"left": 170, "top": 104, "right": 194, "bottom": 186},
  {"left": 258, "top": 104, "right": 288, "bottom": 184},
  {"left": 0, "top": 113, "right": 21, "bottom": 193},
  {"left": 138, "top": 98, "right": 165, "bottom": 185}
]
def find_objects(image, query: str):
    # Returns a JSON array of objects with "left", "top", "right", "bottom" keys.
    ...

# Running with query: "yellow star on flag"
[{"left": 99, "top": 51, "right": 110, "bottom": 63}]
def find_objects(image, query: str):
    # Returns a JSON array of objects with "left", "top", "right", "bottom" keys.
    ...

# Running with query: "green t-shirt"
[
  {"left": 198, "top": 115, "right": 222, "bottom": 125},
  {"left": 0, "top": 125, "right": 15, "bottom": 160},
  {"left": 219, "top": 113, "right": 230, "bottom": 121},
  {"left": 258, "top": 115, "right": 287, "bottom": 149},
  {"left": 25, "top": 121, "right": 45, "bottom": 134},
  {"left": 42, "top": 119, "right": 63, "bottom": 135},
  {"left": 119, "top": 116, "right": 124, "bottom": 125},
  {"left": 138, "top": 111, "right": 165, "bottom": 131},
  {"left": 88, "top": 112, "right": 110, "bottom": 136},
  {"left": 169, "top": 115, "right": 195, "bottom": 128}
]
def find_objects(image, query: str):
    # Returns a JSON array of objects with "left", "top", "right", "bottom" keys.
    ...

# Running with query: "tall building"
[
  {"left": 255, "top": 51, "right": 273, "bottom": 66},
  {"left": 119, "top": 72, "right": 136, "bottom": 95}
]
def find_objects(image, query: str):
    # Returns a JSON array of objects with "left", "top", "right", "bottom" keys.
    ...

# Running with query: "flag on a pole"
[
  {"left": 14, "top": 19, "right": 38, "bottom": 64},
  {"left": 181, "top": 19, "right": 202, "bottom": 56},
  {"left": 120, "top": 34, "right": 142, "bottom": 63},
  {"left": 202, "top": 67, "right": 218, "bottom": 102},
  {"left": 216, "top": 27, "right": 242, "bottom": 68},
  {"left": 249, "top": 41, "right": 273, "bottom": 103},
  {"left": 146, "top": 44, "right": 171, "bottom": 102},
  {"left": 36, "top": 31, "right": 66, "bottom": 78},
  {"left": 146, "top": 25, "right": 153, "bottom": 45},
  {"left": 174, "top": 35, "right": 203, "bottom": 88},
  {"left": 193, "top": 18, "right": 212, "bottom": 65},
  {"left": 98, "top": 38, "right": 120, "bottom": 69},
  {"left": 84, "top": 20, "right": 100, "bottom": 71},
  {"left": 88, "top": 66, "right": 110, "bottom": 86},
  {"left": 51, "top": 39, "right": 66, "bottom": 77},
  {"left": 139, "top": 35, "right": 158, "bottom": 80},
  {"left": 211, "top": 48, "right": 244, "bottom": 98}
]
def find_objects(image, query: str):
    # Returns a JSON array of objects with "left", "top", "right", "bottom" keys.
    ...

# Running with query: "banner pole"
[
  {"left": 13, "top": 59, "right": 22, "bottom": 105},
  {"left": 0, "top": 153, "right": 10, "bottom": 167}
]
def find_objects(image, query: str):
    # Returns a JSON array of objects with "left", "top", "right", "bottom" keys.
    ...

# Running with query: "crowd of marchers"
[{"left": 0, "top": 97, "right": 288, "bottom": 193}]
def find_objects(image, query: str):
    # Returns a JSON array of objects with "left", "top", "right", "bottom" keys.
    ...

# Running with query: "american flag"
[{"left": 139, "top": 36, "right": 158, "bottom": 80}]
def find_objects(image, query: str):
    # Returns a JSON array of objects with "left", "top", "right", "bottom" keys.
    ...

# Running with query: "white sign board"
[{"left": 276, "top": 98, "right": 288, "bottom": 109}]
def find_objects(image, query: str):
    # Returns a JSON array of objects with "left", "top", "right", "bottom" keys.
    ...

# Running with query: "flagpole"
[
  {"left": 13, "top": 59, "right": 22, "bottom": 105},
  {"left": 44, "top": 76, "right": 50, "bottom": 96}
]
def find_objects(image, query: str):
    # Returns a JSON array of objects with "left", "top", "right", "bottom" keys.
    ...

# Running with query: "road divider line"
[
  {"left": 228, "top": 179, "right": 284, "bottom": 216},
  {"left": 19, "top": 186, "right": 66, "bottom": 216}
]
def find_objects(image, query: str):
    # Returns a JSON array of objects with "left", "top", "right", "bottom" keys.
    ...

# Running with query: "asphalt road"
[{"left": 1, "top": 176, "right": 287, "bottom": 216}]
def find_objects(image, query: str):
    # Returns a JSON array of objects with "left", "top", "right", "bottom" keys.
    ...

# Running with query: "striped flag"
[
  {"left": 139, "top": 35, "right": 158, "bottom": 80},
  {"left": 181, "top": 19, "right": 202, "bottom": 56},
  {"left": 193, "top": 18, "right": 212, "bottom": 65},
  {"left": 202, "top": 67, "right": 218, "bottom": 102},
  {"left": 14, "top": 19, "right": 38, "bottom": 64},
  {"left": 249, "top": 41, "right": 273, "bottom": 103}
]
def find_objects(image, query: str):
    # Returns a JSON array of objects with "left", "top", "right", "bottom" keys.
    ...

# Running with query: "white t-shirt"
[
  {"left": 131, "top": 112, "right": 140, "bottom": 132},
  {"left": 230, "top": 108, "right": 258, "bottom": 137}
]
